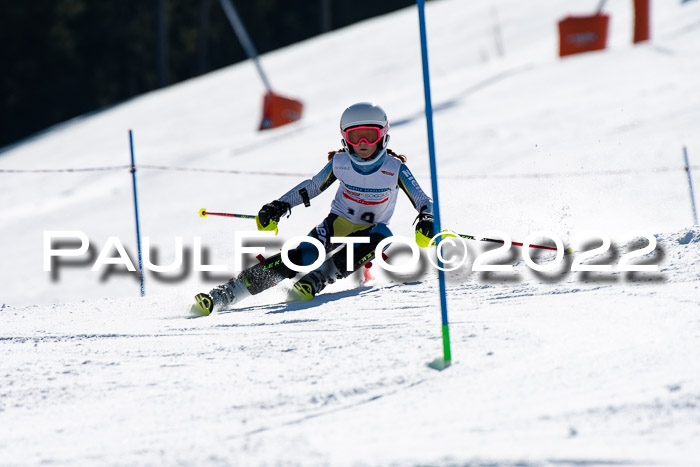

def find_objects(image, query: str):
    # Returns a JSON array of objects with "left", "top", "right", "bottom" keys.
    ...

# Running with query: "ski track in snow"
[
  {"left": 2, "top": 0, "right": 700, "bottom": 464},
  {"left": 1, "top": 229, "right": 699, "bottom": 465}
]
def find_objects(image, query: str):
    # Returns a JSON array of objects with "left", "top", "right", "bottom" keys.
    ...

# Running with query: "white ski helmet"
[{"left": 339, "top": 102, "right": 391, "bottom": 165}]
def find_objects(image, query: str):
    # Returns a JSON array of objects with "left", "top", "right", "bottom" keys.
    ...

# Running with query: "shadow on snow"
[{"left": 218, "top": 285, "right": 381, "bottom": 315}]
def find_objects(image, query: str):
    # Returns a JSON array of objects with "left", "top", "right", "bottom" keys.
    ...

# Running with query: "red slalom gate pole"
[{"left": 633, "top": 0, "right": 650, "bottom": 44}]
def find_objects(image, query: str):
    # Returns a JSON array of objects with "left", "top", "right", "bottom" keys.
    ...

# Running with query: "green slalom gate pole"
[{"left": 416, "top": 0, "right": 451, "bottom": 370}]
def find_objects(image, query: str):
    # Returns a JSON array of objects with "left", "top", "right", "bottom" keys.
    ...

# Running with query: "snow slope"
[{"left": 1, "top": 0, "right": 700, "bottom": 465}]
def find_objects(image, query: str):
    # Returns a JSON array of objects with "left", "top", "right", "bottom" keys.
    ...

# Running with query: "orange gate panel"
[
  {"left": 259, "top": 91, "right": 303, "bottom": 130},
  {"left": 558, "top": 14, "right": 610, "bottom": 57}
]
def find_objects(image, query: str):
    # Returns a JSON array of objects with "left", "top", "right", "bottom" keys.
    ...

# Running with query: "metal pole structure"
[
  {"left": 321, "top": 0, "right": 332, "bottom": 33},
  {"left": 129, "top": 130, "right": 145, "bottom": 297},
  {"left": 596, "top": 0, "right": 609, "bottom": 13},
  {"left": 218, "top": 0, "right": 273, "bottom": 92},
  {"left": 684, "top": 146, "right": 698, "bottom": 226},
  {"left": 198, "top": 0, "right": 211, "bottom": 75},
  {"left": 492, "top": 6, "right": 504, "bottom": 57},
  {"left": 156, "top": 0, "right": 169, "bottom": 88},
  {"left": 416, "top": 0, "right": 452, "bottom": 370}
]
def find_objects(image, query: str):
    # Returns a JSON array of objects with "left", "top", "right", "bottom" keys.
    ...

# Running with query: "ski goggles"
[{"left": 342, "top": 125, "right": 389, "bottom": 146}]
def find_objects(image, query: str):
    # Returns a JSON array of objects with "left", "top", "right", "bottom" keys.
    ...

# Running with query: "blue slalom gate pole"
[
  {"left": 129, "top": 130, "right": 145, "bottom": 297},
  {"left": 683, "top": 146, "right": 698, "bottom": 226},
  {"left": 416, "top": 0, "right": 452, "bottom": 370}
]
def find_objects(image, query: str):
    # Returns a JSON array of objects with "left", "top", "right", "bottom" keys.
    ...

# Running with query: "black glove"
[
  {"left": 256, "top": 200, "right": 291, "bottom": 232},
  {"left": 414, "top": 209, "right": 434, "bottom": 247}
]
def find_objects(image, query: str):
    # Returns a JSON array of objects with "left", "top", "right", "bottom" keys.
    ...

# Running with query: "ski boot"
[
  {"left": 292, "top": 270, "right": 326, "bottom": 301},
  {"left": 291, "top": 259, "right": 343, "bottom": 301},
  {"left": 191, "top": 292, "right": 214, "bottom": 316},
  {"left": 190, "top": 277, "right": 252, "bottom": 316}
]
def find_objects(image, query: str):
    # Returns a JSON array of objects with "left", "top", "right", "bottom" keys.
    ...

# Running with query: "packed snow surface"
[{"left": 1, "top": 0, "right": 700, "bottom": 465}]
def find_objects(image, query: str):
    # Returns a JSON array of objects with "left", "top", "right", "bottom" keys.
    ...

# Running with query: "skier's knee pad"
[
  {"left": 289, "top": 241, "right": 323, "bottom": 268},
  {"left": 332, "top": 224, "right": 393, "bottom": 274},
  {"left": 368, "top": 223, "right": 392, "bottom": 238}
]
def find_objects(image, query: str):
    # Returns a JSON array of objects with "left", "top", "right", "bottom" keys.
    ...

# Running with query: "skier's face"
[{"left": 353, "top": 140, "right": 378, "bottom": 159}]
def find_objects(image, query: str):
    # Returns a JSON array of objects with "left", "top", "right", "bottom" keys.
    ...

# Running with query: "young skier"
[{"left": 191, "top": 102, "right": 435, "bottom": 315}]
